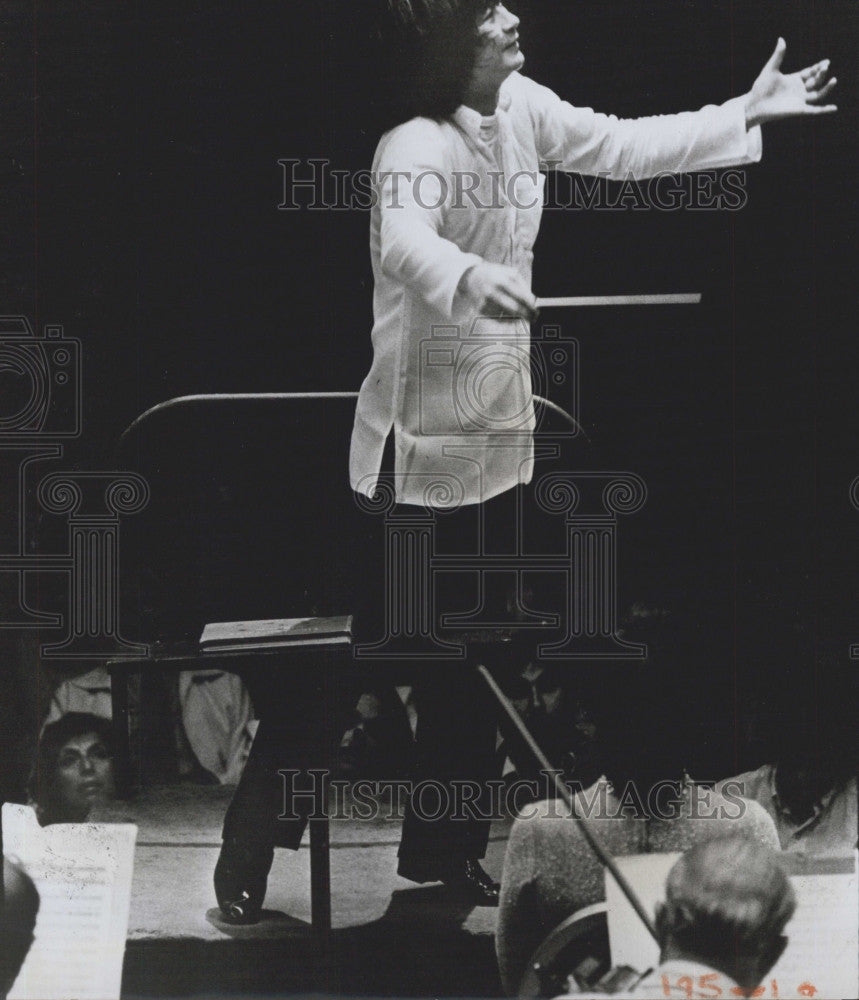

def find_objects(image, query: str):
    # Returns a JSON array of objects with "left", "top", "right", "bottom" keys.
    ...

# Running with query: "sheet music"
[
  {"left": 199, "top": 614, "right": 352, "bottom": 650},
  {"left": 606, "top": 852, "right": 859, "bottom": 1000},
  {"left": 605, "top": 852, "right": 675, "bottom": 974},
  {"left": 2, "top": 803, "right": 137, "bottom": 1000},
  {"left": 767, "top": 854, "right": 859, "bottom": 1000}
]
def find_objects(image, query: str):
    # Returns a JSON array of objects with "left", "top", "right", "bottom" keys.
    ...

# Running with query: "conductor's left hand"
[{"left": 744, "top": 38, "right": 837, "bottom": 128}]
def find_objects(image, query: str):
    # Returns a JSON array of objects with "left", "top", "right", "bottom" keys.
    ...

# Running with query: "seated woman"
[
  {"left": 29, "top": 713, "right": 115, "bottom": 826},
  {"left": 494, "top": 658, "right": 780, "bottom": 996}
]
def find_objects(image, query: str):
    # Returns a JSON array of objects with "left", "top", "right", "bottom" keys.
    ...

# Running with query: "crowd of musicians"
[{"left": 3, "top": 616, "right": 855, "bottom": 996}]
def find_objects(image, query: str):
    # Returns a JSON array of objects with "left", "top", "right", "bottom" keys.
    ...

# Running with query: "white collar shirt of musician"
[{"left": 722, "top": 763, "right": 858, "bottom": 856}]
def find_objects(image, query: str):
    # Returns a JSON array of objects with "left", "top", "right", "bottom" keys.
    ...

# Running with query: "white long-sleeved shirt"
[{"left": 349, "top": 72, "right": 762, "bottom": 508}]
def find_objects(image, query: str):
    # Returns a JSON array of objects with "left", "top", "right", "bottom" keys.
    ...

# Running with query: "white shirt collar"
[{"left": 452, "top": 87, "right": 513, "bottom": 141}]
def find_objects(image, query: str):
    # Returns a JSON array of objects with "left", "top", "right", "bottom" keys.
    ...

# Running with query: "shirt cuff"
[
  {"left": 441, "top": 252, "right": 484, "bottom": 321},
  {"left": 722, "top": 95, "right": 763, "bottom": 166}
]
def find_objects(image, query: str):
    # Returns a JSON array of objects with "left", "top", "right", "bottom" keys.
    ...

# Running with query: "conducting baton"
[{"left": 536, "top": 293, "right": 701, "bottom": 309}]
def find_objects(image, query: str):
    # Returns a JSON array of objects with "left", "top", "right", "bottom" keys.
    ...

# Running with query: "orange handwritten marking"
[
  {"left": 677, "top": 974, "right": 694, "bottom": 998},
  {"left": 663, "top": 975, "right": 815, "bottom": 999},
  {"left": 697, "top": 971, "right": 723, "bottom": 998}
]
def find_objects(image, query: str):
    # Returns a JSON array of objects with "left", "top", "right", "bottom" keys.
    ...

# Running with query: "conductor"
[{"left": 215, "top": 0, "right": 837, "bottom": 918}]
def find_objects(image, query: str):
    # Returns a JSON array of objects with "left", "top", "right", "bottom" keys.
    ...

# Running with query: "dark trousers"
[
  {"left": 222, "top": 669, "right": 359, "bottom": 849},
  {"left": 223, "top": 485, "right": 535, "bottom": 863},
  {"left": 393, "top": 487, "right": 527, "bottom": 872},
  {"left": 397, "top": 663, "right": 501, "bottom": 870}
]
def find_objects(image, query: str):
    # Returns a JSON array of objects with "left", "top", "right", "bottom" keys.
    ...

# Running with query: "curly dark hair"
[{"left": 375, "top": 0, "right": 499, "bottom": 124}]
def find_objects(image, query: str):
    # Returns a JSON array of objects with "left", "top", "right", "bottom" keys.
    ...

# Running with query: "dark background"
[{"left": 0, "top": 1, "right": 857, "bottom": 790}]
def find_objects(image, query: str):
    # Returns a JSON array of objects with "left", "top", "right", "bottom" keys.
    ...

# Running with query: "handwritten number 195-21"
[{"left": 661, "top": 973, "right": 818, "bottom": 998}]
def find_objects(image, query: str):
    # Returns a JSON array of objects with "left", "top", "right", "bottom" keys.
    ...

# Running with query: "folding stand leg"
[
  {"left": 310, "top": 644, "right": 339, "bottom": 988},
  {"left": 109, "top": 666, "right": 134, "bottom": 798},
  {"left": 309, "top": 816, "right": 332, "bottom": 986}
]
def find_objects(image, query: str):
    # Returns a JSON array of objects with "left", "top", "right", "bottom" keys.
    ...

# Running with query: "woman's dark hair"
[
  {"left": 374, "top": 0, "right": 497, "bottom": 124},
  {"left": 29, "top": 712, "right": 113, "bottom": 802}
]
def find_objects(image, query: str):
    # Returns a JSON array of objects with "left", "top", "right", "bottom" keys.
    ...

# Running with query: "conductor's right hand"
[{"left": 458, "top": 262, "right": 538, "bottom": 321}]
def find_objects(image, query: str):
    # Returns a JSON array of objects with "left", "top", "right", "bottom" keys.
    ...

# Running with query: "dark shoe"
[
  {"left": 399, "top": 857, "right": 500, "bottom": 906},
  {"left": 213, "top": 839, "right": 274, "bottom": 924},
  {"left": 441, "top": 859, "right": 500, "bottom": 905}
]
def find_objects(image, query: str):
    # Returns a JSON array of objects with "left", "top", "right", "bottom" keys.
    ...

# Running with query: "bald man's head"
[
  {"left": 1, "top": 857, "right": 39, "bottom": 997},
  {"left": 656, "top": 837, "right": 796, "bottom": 995}
]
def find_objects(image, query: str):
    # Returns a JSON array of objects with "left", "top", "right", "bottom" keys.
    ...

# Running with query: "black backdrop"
[{"left": 0, "top": 1, "right": 857, "bottom": 786}]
